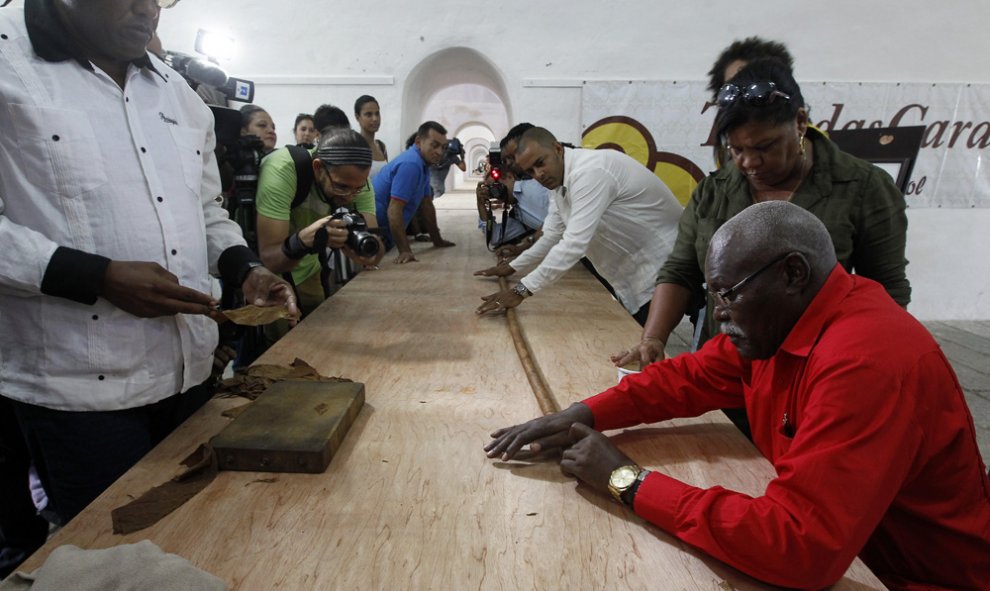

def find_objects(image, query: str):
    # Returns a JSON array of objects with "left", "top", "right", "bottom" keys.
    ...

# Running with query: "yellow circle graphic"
[{"left": 583, "top": 116, "right": 705, "bottom": 207}]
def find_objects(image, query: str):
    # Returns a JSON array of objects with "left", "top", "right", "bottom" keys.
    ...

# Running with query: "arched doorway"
[
  {"left": 453, "top": 122, "right": 495, "bottom": 188},
  {"left": 401, "top": 47, "right": 511, "bottom": 194}
]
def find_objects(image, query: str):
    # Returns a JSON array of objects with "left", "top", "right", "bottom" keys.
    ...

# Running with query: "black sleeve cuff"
[
  {"left": 218, "top": 245, "right": 263, "bottom": 287},
  {"left": 40, "top": 247, "right": 112, "bottom": 305}
]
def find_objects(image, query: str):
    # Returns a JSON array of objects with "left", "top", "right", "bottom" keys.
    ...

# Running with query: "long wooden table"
[{"left": 19, "top": 203, "right": 886, "bottom": 590}]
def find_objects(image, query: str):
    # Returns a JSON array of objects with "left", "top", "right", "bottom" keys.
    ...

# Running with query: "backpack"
[{"left": 286, "top": 144, "right": 316, "bottom": 209}]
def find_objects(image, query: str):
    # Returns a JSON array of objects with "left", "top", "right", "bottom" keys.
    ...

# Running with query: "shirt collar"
[
  {"left": 777, "top": 263, "right": 854, "bottom": 358},
  {"left": 25, "top": 0, "right": 164, "bottom": 80}
]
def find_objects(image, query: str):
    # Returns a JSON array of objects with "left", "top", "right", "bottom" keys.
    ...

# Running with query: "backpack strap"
[{"left": 286, "top": 145, "right": 315, "bottom": 209}]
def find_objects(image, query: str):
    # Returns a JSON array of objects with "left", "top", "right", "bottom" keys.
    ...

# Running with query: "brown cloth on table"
[{"left": 109, "top": 358, "right": 351, "bottom": 535}]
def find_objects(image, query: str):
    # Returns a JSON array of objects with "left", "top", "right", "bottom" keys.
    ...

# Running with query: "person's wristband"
[
  {"left": 281, "top": 232, "right": 310, "bottom": 259},
  {"left": 236, "top": 261, "right": 266, "bottom": 287}
]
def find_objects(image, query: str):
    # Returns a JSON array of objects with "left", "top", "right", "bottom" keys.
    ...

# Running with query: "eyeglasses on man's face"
[
  {"left": 320, "top": 171, "right": 363, "bottom": 197},
  {"left": 708, "top": 251, "right": 794, "bottom": 308},
  {"left": 717, "top": 81, "right": 792, "bottom": 109}
]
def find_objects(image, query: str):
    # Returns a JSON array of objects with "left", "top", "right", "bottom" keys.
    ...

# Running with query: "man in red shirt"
[{"left": 486, "top": 201, "right": 990, "bottom": 590}]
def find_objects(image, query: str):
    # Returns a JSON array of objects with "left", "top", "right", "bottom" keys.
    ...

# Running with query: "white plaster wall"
[
  {"left": 152, "top": 0, "right": 990, "bottom": 319},
  {"left": 906, "top": 208, "right": 990, "bottom": 318}
]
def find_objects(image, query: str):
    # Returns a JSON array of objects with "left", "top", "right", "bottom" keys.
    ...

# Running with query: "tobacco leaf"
[
  {"left": 221, "top": 304, "right": 293, "bottom": 326},
  {"left": 215, "top": 358, "right": 352, "bottom": 400}
]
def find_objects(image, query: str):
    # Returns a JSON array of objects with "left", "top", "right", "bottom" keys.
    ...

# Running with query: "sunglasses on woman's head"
[{"left": 717, "top": 81, "right": 791, "bottom": 108}]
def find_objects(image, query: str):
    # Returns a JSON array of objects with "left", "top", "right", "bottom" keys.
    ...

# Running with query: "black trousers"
[
  {"left": 10, "top": 384, "right": 213, "bottom": 527},
  {"left": 0, "top": 396, "right": 49, "bottom": 578}
]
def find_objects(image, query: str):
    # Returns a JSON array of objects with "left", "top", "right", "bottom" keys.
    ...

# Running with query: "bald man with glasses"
[{"left": 486, "top": 202, "right": 989, "bottom": 591}]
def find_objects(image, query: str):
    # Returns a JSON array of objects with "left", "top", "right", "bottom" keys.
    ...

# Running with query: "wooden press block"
[{"left": 211, "top": 380, "right": 364, "bottom": 474}]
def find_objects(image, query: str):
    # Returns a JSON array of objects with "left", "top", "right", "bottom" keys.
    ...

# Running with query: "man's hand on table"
[
  {"left": 473, "top": 262, "right": 515, "bottom": 278},
  {"left": 242, "top": 266, "right": 300, "bottom": 325},
  {"left": 475, "top": 287, "right": 523, "bottom": 315},
  {"left": 394, "top": 250, "right": 418, "bottom": 264},
  {"left": 484, "top": 403, "right": 595, "bottom": 460},
  {"left": 496, "top": 243, "right": 525, "bottom": 262},
  {"left": 611, "top": 336, "right": 667, "bottom": 368},
  {"left": 560, "top": 423, "right": 636, "bottom": 496}
]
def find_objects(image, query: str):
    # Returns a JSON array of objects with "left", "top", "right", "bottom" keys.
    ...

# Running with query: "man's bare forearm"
[
  {"left": 388, "top": 201, "right": 412, "bottom": 253},
  {"left": 420, "top": 197, "right": 442, "bottom": 242}
]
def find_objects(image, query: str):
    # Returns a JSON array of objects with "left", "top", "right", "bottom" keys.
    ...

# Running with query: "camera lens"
[{"left": 353, "top": 234, "right": 380, "bottom": 258}]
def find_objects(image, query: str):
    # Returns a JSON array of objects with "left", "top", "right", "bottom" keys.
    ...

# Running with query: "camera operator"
[
  {"left": 476, "top": 123, "right": 550, "bottom": 256},
  {"left": 255, "top": 127, "right": 383, "bottom": 343},
  {"left": 0, "top": 0, "right": 296, "bottom": 546},
  {"left": 240, "top": 104, "right": 278, "bottom": 156},
  {"left": 429, "top": 137, "right": 466, "bottom": 198}
]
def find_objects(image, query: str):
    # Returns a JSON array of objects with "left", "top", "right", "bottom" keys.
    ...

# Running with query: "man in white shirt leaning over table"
[{"left": 475, "top": 127, "right": 681, "bottom": 325}]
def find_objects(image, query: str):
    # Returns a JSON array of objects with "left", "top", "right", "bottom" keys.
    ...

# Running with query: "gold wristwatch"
[{"left": 608, "top": 464, "right": 643, "bottom": 504}]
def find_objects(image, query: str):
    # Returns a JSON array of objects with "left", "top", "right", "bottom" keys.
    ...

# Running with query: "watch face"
[{"left": 610, "top": 466, "right": 637, "bottom": 488}]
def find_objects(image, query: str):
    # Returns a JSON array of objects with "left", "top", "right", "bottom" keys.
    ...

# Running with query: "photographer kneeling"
[
  {"left": 256, "top": 129, "right": 384, "bottom": 344},
  {"left": 476, "top": 166, "right": 547, "bottom": 253}
]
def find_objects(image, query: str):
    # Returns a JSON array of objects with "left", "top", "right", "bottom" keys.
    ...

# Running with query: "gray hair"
[{"left": 712, "top": 201, "right": 836, "bottom": 274}]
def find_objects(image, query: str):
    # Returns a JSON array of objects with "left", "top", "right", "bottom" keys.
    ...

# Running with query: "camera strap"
[
  {"left": 485, "top": 205, "right": 510, "bottom": 252},
  {"left": 312, "top": 226, "right": 334, "bottom": 298},
  {"left": 287, "top": 145, "right": 316, "bottom": 209}
]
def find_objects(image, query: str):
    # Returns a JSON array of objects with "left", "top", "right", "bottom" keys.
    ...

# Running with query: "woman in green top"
[{"left": 613, "top": 58, "right": 910, "bottom": 385}]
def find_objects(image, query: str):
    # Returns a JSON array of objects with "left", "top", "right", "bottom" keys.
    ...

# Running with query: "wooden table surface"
[{"left": 19, "top": 204, "right": 886, "bottom": 590}]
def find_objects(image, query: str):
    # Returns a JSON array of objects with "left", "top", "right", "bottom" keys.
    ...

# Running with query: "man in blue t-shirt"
[{"left": 373, "top": 121, "right": 456, "bottom": 263}]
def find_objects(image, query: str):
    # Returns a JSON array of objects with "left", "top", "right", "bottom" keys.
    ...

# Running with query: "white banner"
[{"left": 581, "top": 81, "right": 990, "bottom": 208}]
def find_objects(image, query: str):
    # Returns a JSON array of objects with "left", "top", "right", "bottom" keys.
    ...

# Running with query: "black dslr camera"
[
  {"left": 331, "top": 208, "right": 380, "bottom": 258},
  {"left": 487, "top": 147, "right": 508, "bottom": 202}
]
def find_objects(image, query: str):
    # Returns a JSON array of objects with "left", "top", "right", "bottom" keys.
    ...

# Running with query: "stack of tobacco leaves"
[{"left": 215, "top": 357, "right": 352, "bottom": 401}]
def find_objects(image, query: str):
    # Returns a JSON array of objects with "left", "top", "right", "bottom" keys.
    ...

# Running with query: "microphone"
[{"left": 164, "top": 51, "right": 228, "bottom": 88}]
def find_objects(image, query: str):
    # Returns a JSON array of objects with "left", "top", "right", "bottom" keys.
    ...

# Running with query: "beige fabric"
[{"left": 0, "top": 541, "right": 226, "bottom": 591}]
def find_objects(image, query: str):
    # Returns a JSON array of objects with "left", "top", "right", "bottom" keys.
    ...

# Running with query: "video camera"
[
  {"left": 163, "top": 30, "right": 255, "bottom": 104},
  {"left": 330, "top": 208, "right": 380, "bottom": 258},
  {"left": 165, "top": 51, "right": 256, "bottom": 104},
  {"left": 209, "top": 106, "right": 264, "bottom": 251},
  {"left": 445, "top": 137, "right": 464, "bottom": 158}
]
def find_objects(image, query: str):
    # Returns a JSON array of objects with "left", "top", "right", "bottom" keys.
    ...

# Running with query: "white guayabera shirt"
[
  {"left": 0, "top": 6, "right": 246, "bottom": 411},
  {"left": 510, "top": 147, "right": 682, "bottom": 314}
]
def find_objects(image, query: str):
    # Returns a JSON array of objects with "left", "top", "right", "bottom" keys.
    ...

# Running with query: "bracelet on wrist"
[{"left": 281, "top": 232, "right": 310, "bottom": 260}]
